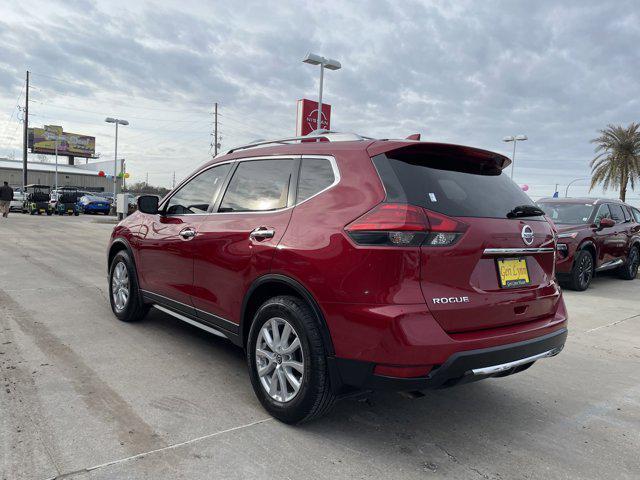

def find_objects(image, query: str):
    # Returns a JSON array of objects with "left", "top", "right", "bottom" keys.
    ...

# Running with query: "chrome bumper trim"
[
  {"left": 483, "top": 247, "right": 555, "bottom": 255},
  {"left": 470, "top": 346, "right": 563, "bottom": 376}
]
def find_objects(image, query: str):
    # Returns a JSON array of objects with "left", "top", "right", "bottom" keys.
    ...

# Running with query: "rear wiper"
[{"left": 507, "top": 205, "right": 545, "bottom": 218}]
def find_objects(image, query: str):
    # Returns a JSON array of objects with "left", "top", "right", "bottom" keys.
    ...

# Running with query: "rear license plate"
[{"left": 496, "top": 257, "right": 530, "bottom": 288}]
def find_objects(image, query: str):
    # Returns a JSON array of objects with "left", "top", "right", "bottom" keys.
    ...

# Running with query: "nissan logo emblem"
[{"left": 521, "top": 225, "right": 534, "bottom": 245}]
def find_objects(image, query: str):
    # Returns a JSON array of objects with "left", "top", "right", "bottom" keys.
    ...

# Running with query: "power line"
[
  {"left": 29, "top": 96, "right": 213, "bottom": 123},
  {"left": 0, "top": 83, "right": 25, "bottom": 149},
  {"left": 30, "top": 81, "right": 212, "bottom": 115}
]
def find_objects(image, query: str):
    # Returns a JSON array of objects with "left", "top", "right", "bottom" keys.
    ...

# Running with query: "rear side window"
[
  {"left": 166, "top": 163, "right": 231, "bottom": 215},
  {"left": 372, "top": 153, "right": 538, "bottom": 219},
  {"left": 609, "top": 204, "right": 625, "bottom": 223},
  {"left": 297, "top": 158, "right": 335, "bottom": 202},
  {"left": 219, "top": 159, "right": 295, "bottom": 212}
]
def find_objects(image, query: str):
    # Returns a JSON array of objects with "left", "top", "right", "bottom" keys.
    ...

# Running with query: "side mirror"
[
  {"left": 598, "top": 217, "right": 615, "bottom": 229},
  {"left": 137, "top": 195, "right": 159, "bottom": 215}
]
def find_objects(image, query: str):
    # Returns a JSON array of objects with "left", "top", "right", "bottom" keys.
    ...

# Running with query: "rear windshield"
[
  {"left": 372, "top": 153, "right": 540, "bottom": 219},
  {"left": 538, "top": 202, "right": 594, "bottom": 225}
]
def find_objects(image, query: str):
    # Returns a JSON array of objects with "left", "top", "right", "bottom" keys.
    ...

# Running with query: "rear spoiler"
[{"left": 366, "top": 141, "right": 511, "bottom": 171}]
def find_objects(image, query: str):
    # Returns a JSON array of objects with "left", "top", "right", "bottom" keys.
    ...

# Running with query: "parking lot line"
[
  {"left": 585, "top": 314, "right": 640, "bottom": 333},
  {"left": 45, "top": 417, "right": 273, "bottom": 480}
]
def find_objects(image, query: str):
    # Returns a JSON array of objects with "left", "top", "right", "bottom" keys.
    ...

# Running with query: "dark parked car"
[
  {"left": 538, "top": 198, "right": 640, "bottom": 290},
  {"left": 107, "top": 132, "right": 567, "bottom": 423}
]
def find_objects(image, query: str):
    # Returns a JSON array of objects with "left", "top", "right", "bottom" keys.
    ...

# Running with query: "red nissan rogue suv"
[{"left": 107, "top": 132, "right": 568, "bottom": 423}]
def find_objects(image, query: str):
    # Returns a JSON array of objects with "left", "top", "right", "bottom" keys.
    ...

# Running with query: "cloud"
[{"left": 0, "top": 0, "right": 638, "bottom": 204}]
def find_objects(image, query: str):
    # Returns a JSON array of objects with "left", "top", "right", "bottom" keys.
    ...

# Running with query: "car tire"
[
  {"left": 563, "top": 249, "right": 594, "bottom": 291},
  {"left": 247, "top": 295, "right": 336, "bottom": 424},
  {"left": 617, "top": 246, "right": 639, "bottom": 280},
  {"left": 108, "top": 250, "right": 149, "bottom": 322}
]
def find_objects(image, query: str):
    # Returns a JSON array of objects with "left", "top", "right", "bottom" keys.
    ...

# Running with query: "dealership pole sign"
[
  {"left": 296, "top": 99, "right": 331, "bottom": 136},
  {"left": 28, "top": 125, "right": 96, "bottom": 158}
]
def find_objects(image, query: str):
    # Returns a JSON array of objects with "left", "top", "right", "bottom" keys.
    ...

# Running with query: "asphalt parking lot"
[{"left": 1, "top": 214, "right": 638, "bottom": 480}]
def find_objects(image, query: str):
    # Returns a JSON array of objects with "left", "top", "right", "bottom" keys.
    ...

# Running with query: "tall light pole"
[
  {"left": 502, "top": 135, "right": 528, "bottom": 179},
  {"left": 565, "top": 177, "right": 588, "bottom": 198},
  {"left": 302, "top": 52, "right": 341, "bottom": 133},
  {"left": 105, "top": 117, "right": 128, "bottom": 209}
]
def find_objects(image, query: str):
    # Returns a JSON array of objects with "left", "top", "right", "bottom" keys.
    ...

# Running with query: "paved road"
[{"left": 1, "top": 214, "right": 638, "bottom": 479}]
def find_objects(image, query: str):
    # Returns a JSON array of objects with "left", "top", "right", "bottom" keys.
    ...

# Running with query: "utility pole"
[
  {"left": 214, "top": 102, "right": 218, "bottom": 156},
  {"left": 22, "top": 70, "right": 29, "bottom": 187},
  {"left": 145, "top": 172, "right": 149, "bottom": 188},
  {"left": 172, "top": 171, "right": 176, "bottom": 189}
]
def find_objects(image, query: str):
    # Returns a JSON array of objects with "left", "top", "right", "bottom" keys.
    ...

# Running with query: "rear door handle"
[
  {"left": 179, "top": 227, "right": 197, "bottom": 240},
  {"left": 249, "top": 227, "right": 275, "bottom": 240}
]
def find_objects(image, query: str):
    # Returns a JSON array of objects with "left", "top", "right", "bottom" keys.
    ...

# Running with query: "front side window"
[
  {"left": 594, "top": 204, "right": 612, "bottom": 223},
  {"left": 166, "top": 163, "right": 231, "bottom": 215},
  {"left": 219, "top": 159, "right": 295, "bottom": 212},
  {"left": 297, "top": 158, "right": 335, "bottom": 202},
  {"left": 608, "top": 204, "right": 625, "bottom": 223},
  {"left": 633, "top": 208, "right": 640, "bottom": 223}
]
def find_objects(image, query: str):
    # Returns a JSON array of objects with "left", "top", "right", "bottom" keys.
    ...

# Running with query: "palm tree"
[{"left": 590, "top": 123, "right": 640, "bottom": 202}]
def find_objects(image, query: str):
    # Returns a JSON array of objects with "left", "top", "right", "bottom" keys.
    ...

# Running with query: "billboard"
[
  {"left": 296, "top": 99, "right": 331, "bottom": 136},
  {"left": 29, "top": 125, "right": 96, "bottom": 158}
]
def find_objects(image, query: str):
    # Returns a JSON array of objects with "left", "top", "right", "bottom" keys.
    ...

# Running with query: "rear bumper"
[
  {"left": 84, "top": 205, "right": 110, "bottom": 212},
  {"left": 329, "top": 328, "right": 567, "bottom": 391}
]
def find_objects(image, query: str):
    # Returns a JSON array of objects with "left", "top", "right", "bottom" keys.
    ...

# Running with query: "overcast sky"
[{"left": 0, "top": 0, "right": 639, "bottom": 202}]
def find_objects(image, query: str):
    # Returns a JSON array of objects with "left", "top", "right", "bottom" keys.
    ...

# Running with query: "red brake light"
[
  {"left": 424, "top": 209, "right": 466, "bottom": 232},
  {"left": 345, "top": 203, "right": 467, "bottom": 247},
  {"left": 346, "top": 203, "right": 428, "bottom": 232}
]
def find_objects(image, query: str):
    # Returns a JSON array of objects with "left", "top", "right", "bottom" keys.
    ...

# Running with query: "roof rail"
[{"left": 222, "top": 130, "right": 372, "bottom": 155}]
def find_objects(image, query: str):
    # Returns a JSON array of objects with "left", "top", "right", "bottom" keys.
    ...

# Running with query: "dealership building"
[{"left": 0, "top": 158, "right": 120, "bottom": 192}]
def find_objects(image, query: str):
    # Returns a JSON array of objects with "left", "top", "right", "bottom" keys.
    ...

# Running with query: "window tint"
[
  {"left": 609, "top": 204, "right": 625, "bottom": 223},
  {"left": 219, "top": 159, "right": 295, "bottom": 212},
  {"left": 538, "top": 202, "right": 594, "bottom": 225},
  {"left": 297, "top": 158, "right": 335, "bottom": 202},
  {"left": 594, "top": 204, "right": 611, "bottom": 223},
  {"left": 166, "top": 164, "right": 230, "bottom": 215},
  {"left": 373, "top": 153, "right": 539, "bottom": 219}
]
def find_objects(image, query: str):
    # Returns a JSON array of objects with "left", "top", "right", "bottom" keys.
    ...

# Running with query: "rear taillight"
[
  {"left": 345, "top": 203, "right": 467, "bottom": 247},
  {"left": 422, "top": 209, "right": 468, "bottom": 247}
]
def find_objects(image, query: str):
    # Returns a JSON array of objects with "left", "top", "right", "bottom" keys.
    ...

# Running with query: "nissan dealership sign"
[{"left": 296, "top": 98, "right": 331, "bottom": 136}]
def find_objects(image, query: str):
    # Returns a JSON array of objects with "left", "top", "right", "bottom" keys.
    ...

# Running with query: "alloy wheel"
[
  {"left": 255, "top": 317, "right": 304, "bottom": 403},
  {"left": 111, "top": 261, "right": 130, "bottom": 312},
  {"left": 629, "top": 249, "right": 639, "bottom": 277},
  {"left": 578, "top": 254, "right": 593, "bottom": 289}
]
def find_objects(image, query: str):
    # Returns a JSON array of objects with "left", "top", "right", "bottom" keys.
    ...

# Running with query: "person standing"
[{"left": 0, "top": 181, "right": 14, "bottom": 218}]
